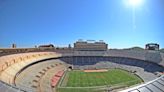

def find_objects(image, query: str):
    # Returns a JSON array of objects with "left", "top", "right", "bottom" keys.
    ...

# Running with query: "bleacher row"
[
  {"left": 121, "top": 75, "right": 164, "bottom": 92},
  {"left": 62, "top": 50, "right": 164, "bottom": 66},
  {"left": 0, "top": 50, "right": 164, "bottom": 92},
  {"left": 0, "top": 52, "right": 62, "bottom": 92},
  {"left": 0, "top": 80, "right": 25, "bottom": 92},
  {"left": 0, "top": 52, "right": 60, "bottom": 72},
  {"left": 31, "top": 63, "right": 63, "bottom": 89},
  {"left": 61, "top": 56, "right": 164, "bottom": 82},
  {"left": 51, "top": 70, "right": 64, "bottom": 87},
  {"left": 15, "top": 59, "right": 66, "bottom": 92}
]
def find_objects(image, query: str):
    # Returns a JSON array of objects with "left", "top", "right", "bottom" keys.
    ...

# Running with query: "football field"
[
  {"left": 66, "top": 69, "right": 142, "bottom": 87},
  {"left": 58, "top": 69, "right": 142, "bottom": 92}
]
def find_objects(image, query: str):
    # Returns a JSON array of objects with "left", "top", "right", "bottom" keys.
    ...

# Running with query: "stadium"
[
  {"left": 0, "top": 40, "right": 164, "bottom": 92},
  {"left": 1, "top": 0, "right": 164, "bottom": 92}
]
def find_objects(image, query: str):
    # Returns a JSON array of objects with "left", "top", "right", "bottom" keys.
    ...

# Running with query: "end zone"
[{"left": 83, "top": 69, "right": 108, "bottom": 73}]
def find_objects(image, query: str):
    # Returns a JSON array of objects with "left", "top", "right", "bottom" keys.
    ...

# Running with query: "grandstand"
[
  {"left": 15, "top": 59, "right": 66, "bottom": 92},
  {"left": 0, "top": 48, "right": 164, "bottom": 92}
]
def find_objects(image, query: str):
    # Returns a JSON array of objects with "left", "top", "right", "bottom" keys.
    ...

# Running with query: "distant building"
[
  {"left": 0, "top": 48, "right": 38, "bottom": 55},
  {"left": 38, "top": 44, "right": 55, "bottom": 50},
  {"left": 39, "top": 44, "right": 54, "bottom": 48},
  {"left": 68, "top": 44, "right": 72, "bottom": 49},
  {"left": 74, "top": 40, "right": 108, "bottom": 51},
  {"left": 145, "top": 43, "right": 159, "bottom": 50},
  {"left": 12, "top": 44, "right": 16, "bottom": 48},
  {"left": 35, "top": 45, "right": 37, "bottom": 48}
]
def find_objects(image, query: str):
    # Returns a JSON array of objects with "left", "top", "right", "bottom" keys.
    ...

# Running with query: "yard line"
[{"left": 92, "top": 72, "right": 99, "bottom": 86}]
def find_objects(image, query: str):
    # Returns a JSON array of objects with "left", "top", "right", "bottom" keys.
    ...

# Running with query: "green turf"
[
  {"left": 57, "top": 88, "right": 104, "bottom": 92},
  {"left": 58, "top": 69, "right": 142, "bottom": 92},
  {"left": 64, "top": 69, "right": 142, "bottom": 87}
]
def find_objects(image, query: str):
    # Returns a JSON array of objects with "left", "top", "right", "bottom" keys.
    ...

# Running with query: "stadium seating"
[
  {"left": 15, "top": 59, "right": 66, "bottom": 92},
  {"left": 64, "top": 50, "right": 164, "bottom": 65},
  {"left": 121, "top": 75, "right": 164, "bottom": 92},
  {"left": 0, "top": 80, "right": 25, "bottom": 92},
  {"left": 39, "top": 63, "right": 65, "bottom": 92},
  {"left": 61, "top": 56, "right": 164, "bottom": 82},
  {"left": 0, "top": 49, "right": 164, "bottom": 92},
  {"left": 51, "top": 70, "right": 64, "bottom": 87},
  {"left": 0, "top": 52, "right": 62, "bottom": 91}
]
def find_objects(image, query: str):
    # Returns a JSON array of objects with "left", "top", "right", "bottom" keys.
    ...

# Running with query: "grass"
[{"left": 57, "top": 69, "right": 142, "bottom": 92}]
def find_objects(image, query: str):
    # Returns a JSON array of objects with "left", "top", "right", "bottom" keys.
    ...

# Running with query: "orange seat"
[
  {"left": 55, "top": 71, "right": 64, "bottom": 77},
  {"left": 51, "top": 75, "right": 61, "bottom": 87}
]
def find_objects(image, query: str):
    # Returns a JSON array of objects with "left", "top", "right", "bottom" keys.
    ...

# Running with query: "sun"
[{"left": 128, "top": 0, "right": 143, "bottom": 7}]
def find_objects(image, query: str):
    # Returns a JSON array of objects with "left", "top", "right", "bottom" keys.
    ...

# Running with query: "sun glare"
[{"left": 128, "top": 0, "right": 142, "bottom": 7}]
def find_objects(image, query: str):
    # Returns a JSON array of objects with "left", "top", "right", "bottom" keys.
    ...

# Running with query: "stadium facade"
[{"left": 74, "top": 40, "right": 108, "bottom": 51}]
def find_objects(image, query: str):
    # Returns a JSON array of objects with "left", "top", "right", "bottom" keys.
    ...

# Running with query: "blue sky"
[{"left": 0, "top": 0, "right": 164, "bottom": 48}]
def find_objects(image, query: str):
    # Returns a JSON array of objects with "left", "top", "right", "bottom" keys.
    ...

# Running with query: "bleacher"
[
  {"left": 0, "top": 80, "right": 25, "bottom": 92},
  {"left": 14, "top": 59, "right": 66, "bottom": 92},
  {"left": 0, "top": 49, "right": 164, "bottom": 92},
  {"left": 121, "top": 75, "right": 164, "bottom": 92},
  {"left": 61, "top": 56, "right": 164, "bottom": 82},
  {"left": 63, "top": 50, "right": 164, "bottom": 66},
  {"left": 51, "top": 70, "right": 64, "bottom": 87},
  {"left": 0, "top": 52, "right": 62, "bottom": 91}
]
